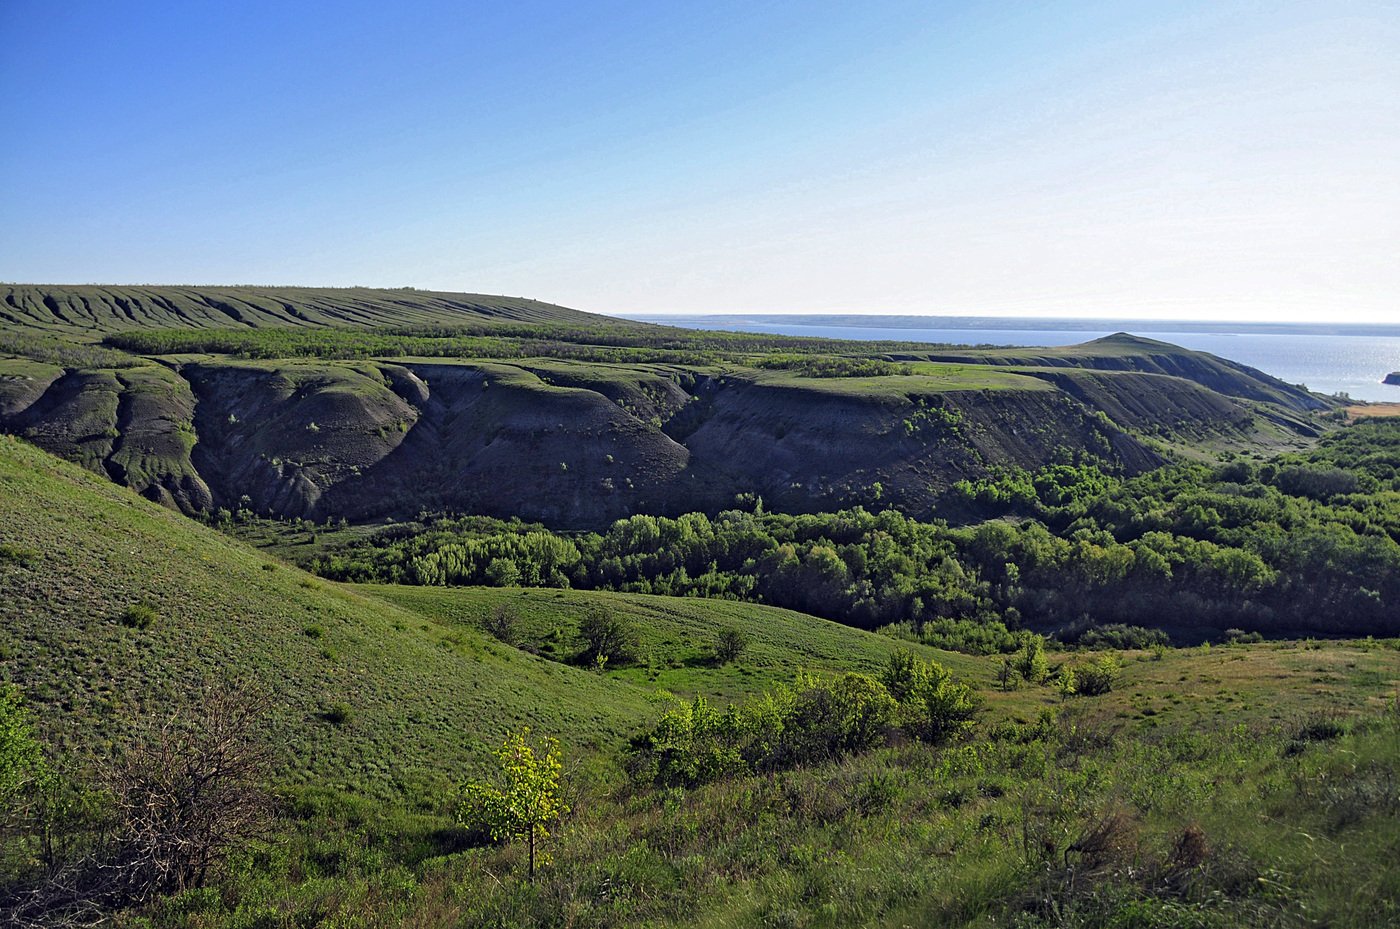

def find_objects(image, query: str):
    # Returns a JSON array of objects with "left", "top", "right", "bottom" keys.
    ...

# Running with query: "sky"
[{"left": 1, "top": 1, "right": 1397, "bottom": 322}]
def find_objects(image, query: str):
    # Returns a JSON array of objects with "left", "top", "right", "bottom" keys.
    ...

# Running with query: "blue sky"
[{"left": 2, "top": 1, "right": 1396, "bottom": 321}]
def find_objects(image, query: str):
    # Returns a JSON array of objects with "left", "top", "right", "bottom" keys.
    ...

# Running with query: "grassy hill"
[
  {"left": 0, "top": 350, "right": 1327, "bottom": 527},
  {"left": 903, "top": 333, "right": 1324, "bottom": 413},
  {"left": 0, "top": 285, "right": 614, "bottom": 334},
  {"left": 366, "top": 584, "right": 983, "bottom": 703},
  {"left": 0, "top": 434, "right": 960, "bottom": 797}
]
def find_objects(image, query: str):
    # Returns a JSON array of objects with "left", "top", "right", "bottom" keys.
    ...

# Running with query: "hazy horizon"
[{"left": 3, "top": 1, "right": 1396, "bottom": 324}]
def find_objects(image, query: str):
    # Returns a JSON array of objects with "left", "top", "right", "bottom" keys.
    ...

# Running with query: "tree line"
[
  {"left": 102, "top": 321, "right": 942, "bottom": 368},
  {"left": 309, "top": 421, "right": 1400, "bottom": 641}
]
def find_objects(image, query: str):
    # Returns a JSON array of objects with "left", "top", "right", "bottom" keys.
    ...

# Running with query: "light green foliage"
[
  {"left": 0, "top": 685, "right": 45, "bottom": 808},
  {"left": 629, "top": 697, "right": 746, "bottom": 787},
  {"left": 784, "top": 672, "right": 896, "bottom": 761},
  {"left": 880, "top": 649, "right": 927, "bottom": 703},
  {"left": 0, "top": 685, "right": 77, "bottom": 875},
  {"left": 631, "top": 673, "right": 897, "bottom": 787},
  {"left": 882, "top": 650, "right": 979, "bottom": 742},
  {"left": 458, "top": 729, "right": 569, "bottom": 878},
  {"left": 632, "top": 666, "right": 978, "bottom": 788},
  {"left": 1057, "top": 665, "right": 1077, "bottom": 701},
  {"left": 1075, "top": 654, "right": 1120, "bottom": 696},
  {"left": 1015, "top": 633, "right": 1050, "bottom": 685}
]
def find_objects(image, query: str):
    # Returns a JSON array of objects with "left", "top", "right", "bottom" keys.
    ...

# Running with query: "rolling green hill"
[
  {"left": 0, "top": 284, "right": 613, "bottom": 334},
  {"left": 0, "top": 434, "right": 960, "bottom": 797},
  {"left": 901, "top": 333, "right": 1324, "bottom": 413}
]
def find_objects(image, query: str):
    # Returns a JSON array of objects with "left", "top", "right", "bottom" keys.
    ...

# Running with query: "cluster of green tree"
[
  {"left": 104, "top": 325, "right": 718, "bottom": 366},
  {"left": 991, "top": 634, "right": 1123, "bottom": 698},
  {"left": 0, "top": 330, "right": 144, "bottom": 368},
  {"left": 753, "top": 354, "right": 913, "bottom": 377},
  {"left": 102, "top": 322, "right": 943, "bottom": 366},
  {"left": 628, "top": 653, "right": 976, "bottom": 788},
  {"left": 310, "top": 421, "right": 1400, "bottom": 639}
]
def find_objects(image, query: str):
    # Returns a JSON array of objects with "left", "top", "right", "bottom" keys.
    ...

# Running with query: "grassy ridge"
[
  {"left": 366, "top": 584, "right": 977, "bottom": 704},
  {"left": 0, "top": 435, "right": 965, "bottom": 794},
  {"left": 0, "top": 433, "right": 651, "bottom": 797},
  {"left": 1, "top": 286, "right": 1336, "bottom": 530},
  {"left": 0, "top": 285, "right": 610, "bottom": 334}
]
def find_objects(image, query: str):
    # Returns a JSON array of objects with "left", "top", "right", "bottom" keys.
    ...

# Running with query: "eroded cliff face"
[
  {"left": 0, "top": 361, "right": 212, "bottom": 511},
  {"left": 0, "top": 354, "right": 1319, "bottom": 527}
]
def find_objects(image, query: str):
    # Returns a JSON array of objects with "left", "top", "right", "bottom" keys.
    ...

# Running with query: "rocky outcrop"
[{"left": 0, "top": 360, "right": 211, "bottom": 510}]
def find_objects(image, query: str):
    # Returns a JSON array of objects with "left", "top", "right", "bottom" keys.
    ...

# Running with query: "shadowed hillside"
[{"left": 0, "top": 288, "right": 1335, "bottom": 526}]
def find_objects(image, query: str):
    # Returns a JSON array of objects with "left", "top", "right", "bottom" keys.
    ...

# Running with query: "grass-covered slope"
[
  {"left": 366, "top": 584, "right": 980, "bottom": 703},
  {"left": 0, "top": 435, "right": 963, "bottom": 795},
  {"left": 0, "top": 437, "right": 660, "bottom": 798},
  {"left": 906, "top": 333, "right": 1325, "bottom": 413},
  {"left": 1, "top": 349, "right": 1328, "bottom": 526},
  {"left": 0, "top": 284, "right": 611, "bottom": 334}
]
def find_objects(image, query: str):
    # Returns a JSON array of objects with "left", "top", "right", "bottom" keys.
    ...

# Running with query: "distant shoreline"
[{"left": 622, "top": 313, "right": 1400, "bottom": 338}]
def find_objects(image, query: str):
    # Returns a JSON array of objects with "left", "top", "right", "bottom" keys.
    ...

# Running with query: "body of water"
[{"left": 631, "top": 316, "right": 1400, "bottom": 404}]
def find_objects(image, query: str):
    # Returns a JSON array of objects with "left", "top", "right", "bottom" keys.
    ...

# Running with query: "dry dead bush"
[{"left": 1, "top": 685, "right": 273, "bottom": 928}]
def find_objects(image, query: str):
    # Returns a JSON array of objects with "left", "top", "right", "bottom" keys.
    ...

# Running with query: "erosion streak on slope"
[{"left": 1, "top": 285, "right": 612, "bottom": 333}]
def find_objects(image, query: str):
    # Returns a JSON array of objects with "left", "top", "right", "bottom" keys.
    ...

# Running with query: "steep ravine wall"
[{"left": 0, "top": 357, "right": 1308, "bottom": 526}]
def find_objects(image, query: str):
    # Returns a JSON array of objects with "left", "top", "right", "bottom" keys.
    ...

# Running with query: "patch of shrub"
[
  {"left": 882, "top": 650, "right": 979, "bottom": 743},
  {"left": 630, "top": 672, "right": 901, "bottom": 787},
  {"left": 1074, "top": 655, "right": 1120, "bottom": 696},
  {"left": 631, "top": 663, "right": 977, "bottom": 789},
  {"left": 0, "top": 542, "right": 39, "bottom": 565},
  {"left": 119, "top": 602, "right": 158, "bottom": 630},
  {"left": 578, "top": 608, "right": 639, "bottom": 667},
  {"left": 1294, "top": 714, "right": 1348, "bottom": 742},
  {"left": 321, "top": 703, "right": 352, "bottom": 727},
  {"left": 1061, "top": 623, "right": 1170, "bottom": 650},
  {"left": 916, "top": 617, "right": 1019, "bottom": 655},
  {"left": 1274, "top": 465, "right": 1359, "bottom": 500},
  {"left": 714, "top": 626, "right": 748, "bottom": 665},
  {"left": 1223, "top": 628, "right": 1264, "bottom": 644},
  {"left": 483, "top": 603, "right": 520, "bottom": 646}
]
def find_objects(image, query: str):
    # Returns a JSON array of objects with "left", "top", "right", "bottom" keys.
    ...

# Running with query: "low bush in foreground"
[{"left": 629, "top": 655, "right": 975, "bottom": 788}]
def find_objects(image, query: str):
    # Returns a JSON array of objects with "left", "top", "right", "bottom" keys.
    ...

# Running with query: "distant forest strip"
[
  {"left": 293, "top": 421, "right": 1400, "bottom": 642},
  {"left": 0, "top": 330, "right": 146, "bottom": 369},
  {"left": 102, "top": 323, "right": 949, "bottom": 366}
]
